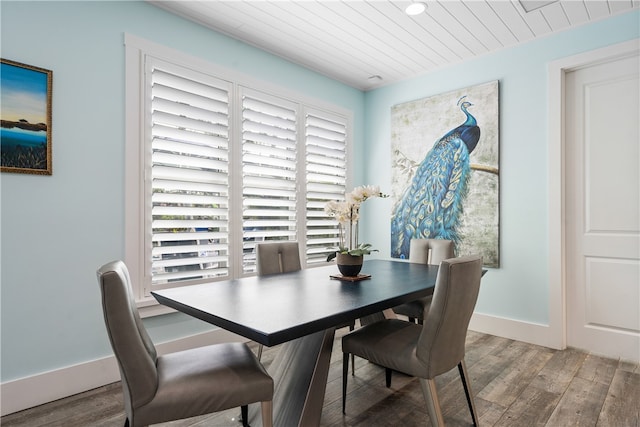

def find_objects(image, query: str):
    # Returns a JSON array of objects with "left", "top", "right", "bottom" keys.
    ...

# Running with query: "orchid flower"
[{"left": 324, "top": 185, "right": 388, "bottom": 260}]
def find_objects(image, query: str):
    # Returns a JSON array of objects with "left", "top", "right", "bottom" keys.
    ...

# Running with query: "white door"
[{"left": 565, "top": 51, "right": 640, "bottom": 362}]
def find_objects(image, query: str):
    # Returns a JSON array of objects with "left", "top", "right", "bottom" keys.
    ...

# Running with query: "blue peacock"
[{"left": 391, "top": 96, "right": 480, "bottom": 259}]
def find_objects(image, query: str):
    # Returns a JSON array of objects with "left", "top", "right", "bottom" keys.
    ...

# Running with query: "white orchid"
[
  {"left": 349, "top": 185, "right": 382, "bottom": 204},
  {"left": 323, "top": 200, "right": 350, "bottom": 223},
  {"left": 324, "top": 185, "right": 388, "bottom": 260}
]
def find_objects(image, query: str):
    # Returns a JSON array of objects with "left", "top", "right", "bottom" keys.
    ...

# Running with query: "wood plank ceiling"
[{"left": 149, "top": 1, "right": 639, "bottom": 90}]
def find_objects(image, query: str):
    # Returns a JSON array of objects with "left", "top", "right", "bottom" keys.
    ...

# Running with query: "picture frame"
[
  {"left": 1, "top": 58, "right": 53, "bottom": 175},
  {"left": 390, "top": 81, "right": 500, "bottom": 267}
]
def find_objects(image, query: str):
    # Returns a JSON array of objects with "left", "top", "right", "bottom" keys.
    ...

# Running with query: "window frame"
[{"left": 124, "top": 34, "right": 353, "bottom": 315}]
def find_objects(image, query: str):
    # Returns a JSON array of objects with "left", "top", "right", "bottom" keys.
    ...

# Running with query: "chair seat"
[
  {"left": 342, "top": 319, "right": 426, "bottom": 378},
  {"left": 392, "top": 295, "right": 432, "bottom": 320},
  {"left": 136, "top": 343, "right": 273, "bottom": 426}
]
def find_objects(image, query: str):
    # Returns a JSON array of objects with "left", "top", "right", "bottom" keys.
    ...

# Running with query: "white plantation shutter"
[
  {"left": 305, "top": 110, "right": 348, "bottom": 265},
  {"left": 148, "top": 59, "right": 232, "bottom": 286},
  {"left": 241, "top": 89, "right": 298, "bottom": 273},
  {"left": 128, "top": 42, "right": 354, "bottom": 296}
]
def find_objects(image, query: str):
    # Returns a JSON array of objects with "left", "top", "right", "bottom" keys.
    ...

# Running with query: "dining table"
[{"left": 151, "top": 258, "right": 440, "bottom": 427}]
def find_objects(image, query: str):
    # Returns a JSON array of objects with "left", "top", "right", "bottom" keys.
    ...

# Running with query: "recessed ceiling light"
[{"left": 405, "top": 2, "right": 427, "bottom": 16}]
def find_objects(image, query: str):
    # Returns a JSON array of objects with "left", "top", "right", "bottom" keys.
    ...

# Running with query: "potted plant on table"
[{"left": 324, "top": 185, "right": 388, "bottom": 277}]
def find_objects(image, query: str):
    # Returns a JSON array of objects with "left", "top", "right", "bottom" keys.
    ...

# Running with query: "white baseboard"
[
  {"left": 469, "top": 312, "right": 564, "bottom": 350},
  {"left": 0, "top": 329, "right": 246, "bottom": 417}
]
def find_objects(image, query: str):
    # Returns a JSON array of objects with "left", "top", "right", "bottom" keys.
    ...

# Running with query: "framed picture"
[
  {"left": 390, "top": 81, "right": 500, "bottom": 267},
  {"left": 1, "top": 58, "right": 52, "bottom": 175}
]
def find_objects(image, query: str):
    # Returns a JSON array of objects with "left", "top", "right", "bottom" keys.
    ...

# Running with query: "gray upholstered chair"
[
  {"left": 254, "top": 241, "right": 302, "bottom": 360},
  {"left": 98, "top": 260, "right": 274, "bottom": 427},
  {"left": 255, "top": 241, "right": 355, "bottom": 361},
  {"left": 255, "top": 241, "right": 302, "bottom": 276},
  {"left": 342, "top": 255, "right": 483, "bottom": 426},
  {"left": 393, "top": 238, "right": 455, "bottom": 324}
]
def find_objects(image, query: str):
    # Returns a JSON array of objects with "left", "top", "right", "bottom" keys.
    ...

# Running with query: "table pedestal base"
[{"left": 249, "top": 328, "right": 336, "bottom": 427}]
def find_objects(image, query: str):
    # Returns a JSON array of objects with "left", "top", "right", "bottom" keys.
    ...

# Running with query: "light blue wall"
[
  {"left": 361, "top": 11, "right": 639, "bottom": 324},
  {"left": 1, "top": 0, "right": 638, "bottom": 384},
  {"left": 0, "top": 1, "right": 364, "bottom": 382}
]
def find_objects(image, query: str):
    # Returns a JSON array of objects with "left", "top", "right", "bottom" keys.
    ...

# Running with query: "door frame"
[{"left": 547, "top": 38, "right": 640, "bottom": 350}]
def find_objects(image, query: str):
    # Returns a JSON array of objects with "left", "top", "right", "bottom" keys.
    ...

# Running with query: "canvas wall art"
[
  {"left": 390, "top": 81, "right": 500, "bottom": 267},
  {"left": 1, "top": 58, "right": 52, "bottom": 175}
]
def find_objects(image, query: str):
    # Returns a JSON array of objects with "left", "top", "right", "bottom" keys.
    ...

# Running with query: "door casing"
[{"left": 547, "top": 38, "right": 640, "bottom": 355}]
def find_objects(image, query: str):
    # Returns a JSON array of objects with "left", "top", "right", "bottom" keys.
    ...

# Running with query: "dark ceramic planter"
[{"left": 336, "top": 253, "right": 364, "bottom": 277}]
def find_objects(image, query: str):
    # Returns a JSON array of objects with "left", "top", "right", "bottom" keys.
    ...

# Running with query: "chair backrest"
[
  {"left": 409, "top": 239, "right": 454, "bottom": 265},
  {"left": 417, "top": 255, "right": 483, "bottom": 378},
  {"left": 97, "top": 261, "right": 158, "bottom": 412},
  {"left": 255, "top": 241, "right": 301, "bottom": 276}
]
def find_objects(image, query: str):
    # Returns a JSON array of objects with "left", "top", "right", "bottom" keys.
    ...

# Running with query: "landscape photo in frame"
[{"left": 1, "top": 58, "right": 52, "bottom": 175}]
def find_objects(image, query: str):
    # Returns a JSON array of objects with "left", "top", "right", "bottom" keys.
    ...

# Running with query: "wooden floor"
[{"left": 2, "top": 328, "right": 638, "bottom": 427}]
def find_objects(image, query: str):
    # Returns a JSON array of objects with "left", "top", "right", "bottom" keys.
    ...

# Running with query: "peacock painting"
[{"left": 390, "top": 81, "right": 500, "bottom": 267}]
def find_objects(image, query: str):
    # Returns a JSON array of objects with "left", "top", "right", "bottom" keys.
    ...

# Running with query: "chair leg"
[
  {"left": 349, "top": 323, "right": 355, "bottom": 375},
  {"left": 419, "top": 378, "right": 445, "bottom": 427},
  {"left": 261, "top": 400, "right": 273, "bottom": 427},
  {"left": 458, "top": 360, "right": 479, "bottom": 426},
  {"left": 342, "top": 352, "right": 349, "bottom": 414},
  {"left": 241, "top": 405, "right": 248, "bottom": 427},
  {"left": 385, "top": 368, "right": 392, "bottom": 388}
]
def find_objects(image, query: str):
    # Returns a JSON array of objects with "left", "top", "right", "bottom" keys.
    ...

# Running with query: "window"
[
  {"left": 304, "top": 111, "right": 348, "bottom": 265},
  {"left": 149, "top": 59, "right": 232, "bottom": 286},
  {"left": 125, "top": 35, "right": 351, "bottom": 307},
  {"left": 240, "top": 89, "right": 298, "bottom": 273}
]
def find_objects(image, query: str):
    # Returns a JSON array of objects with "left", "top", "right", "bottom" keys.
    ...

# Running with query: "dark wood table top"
[{"left": 151, "top": 259, "right": 439, "bottom": 347}]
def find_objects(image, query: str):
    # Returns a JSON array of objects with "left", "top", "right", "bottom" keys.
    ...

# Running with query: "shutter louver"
[
  {"left": 241, "top": 91, "right": 298, "bottom": 273},
  {"left": 305, "top": 111, "right": 348, "bottom": 265},
  {"left": 149, "top": 64, "right": 231, "bottom": 285}
]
